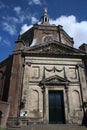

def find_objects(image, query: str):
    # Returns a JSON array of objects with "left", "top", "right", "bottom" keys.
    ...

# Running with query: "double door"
[{"left": 49, "top": 91, "right": 65, "bottom": 124}]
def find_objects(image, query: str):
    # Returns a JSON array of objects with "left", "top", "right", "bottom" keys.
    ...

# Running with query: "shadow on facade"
[
  {"left": 82, "top": 110, "right": 87, "bottom": 127},
  {"left": 0, "top": 111, "right": 2, "bottom": 126}
]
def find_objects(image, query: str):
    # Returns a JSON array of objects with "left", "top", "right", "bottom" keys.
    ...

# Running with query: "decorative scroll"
[{"left": 43, "top": 66, "right": 65, "bottom": 79}]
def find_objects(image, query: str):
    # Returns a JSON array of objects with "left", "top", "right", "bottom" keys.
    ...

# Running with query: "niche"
[
  {"left": 30, "top": 90, "right": 39, "bottom": 112},
  {"left": 72, "top": 90, "right": 81, "bottom": 109}
]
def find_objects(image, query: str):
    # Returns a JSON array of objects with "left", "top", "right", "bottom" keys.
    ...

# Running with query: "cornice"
[{"left": 21, "top": 41, "right": 85, "bottom": 58}]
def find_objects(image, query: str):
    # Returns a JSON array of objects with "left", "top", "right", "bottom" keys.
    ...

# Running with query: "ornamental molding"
[
  {"left": 22, "top": 42, "right": 85, "bottom": 57},
  {"left": 40, "top": 75, "right": 70, "bottom": 85},
  {"left": 44, "top": 66, "right": 64, "bottom": 73}
]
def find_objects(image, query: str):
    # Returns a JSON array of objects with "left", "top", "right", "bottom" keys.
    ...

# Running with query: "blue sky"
[{"left": 0, "top": 0, "right": 87, "bottom": 61}]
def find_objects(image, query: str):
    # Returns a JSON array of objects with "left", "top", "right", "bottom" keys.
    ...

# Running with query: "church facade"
[{"left": 0, "top": 9, "right": 87, "bottom": 128}]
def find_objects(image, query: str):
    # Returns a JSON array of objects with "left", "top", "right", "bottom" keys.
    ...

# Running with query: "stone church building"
[{"left": 0, "top": 8, "right": 87, "bottom": 128}]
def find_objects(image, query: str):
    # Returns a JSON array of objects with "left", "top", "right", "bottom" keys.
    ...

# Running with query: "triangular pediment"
[
  {"left": 40, "top": 75, "right": 70, "bottom": 85},
  {"left": 23, "top": 41, "right": 85, "bottom": 57}
]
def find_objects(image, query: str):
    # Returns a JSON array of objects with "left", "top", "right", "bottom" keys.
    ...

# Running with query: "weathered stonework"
[
  {"left": 0, "top": 9, "right": 87, "bottom": 128},
  {"left": 20, "top": 56, "right": 86, "bottom": 124}
]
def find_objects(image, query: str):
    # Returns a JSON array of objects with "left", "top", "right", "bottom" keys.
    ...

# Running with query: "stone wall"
[
  {"left": 30, "top": 24, "right": 74, "bottom": 47},
  {"left": 0, "top": 101, "right": 10, "bottom": 128},
  {"left": 21, "top": 56, "right": 86, "bottom": 124}
]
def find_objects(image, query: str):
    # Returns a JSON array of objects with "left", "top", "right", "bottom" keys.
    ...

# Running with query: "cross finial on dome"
[
  {"left": 41, "top": 8, "right": 50, "bottom": 25},
  {"left": 44, "top": 7, "right": 47, "bottom": 15}
]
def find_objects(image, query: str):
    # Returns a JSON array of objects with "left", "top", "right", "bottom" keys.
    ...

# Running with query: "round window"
[{"left": 44, "top": 36, "right": 53, "bottom": 43}]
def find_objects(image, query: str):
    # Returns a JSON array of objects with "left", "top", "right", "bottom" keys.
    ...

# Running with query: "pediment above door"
[{"left": 40, "top": 75, "right": 70, "bottom": 85}]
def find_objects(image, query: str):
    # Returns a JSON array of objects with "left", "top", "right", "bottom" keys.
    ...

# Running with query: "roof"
[{"left": 22, "top": 40, "right": 85, "bottom": 58}]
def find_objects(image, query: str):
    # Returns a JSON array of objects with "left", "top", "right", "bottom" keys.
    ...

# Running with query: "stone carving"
[
  {"left": 69, "top": 67, "right": 78, "bottom": 80},
  {"left": 40, "top": 75, "right": 70, "bottom": 85},
  {"left": 27, "top": 42, "right": 84, "bottom": 57},
  {"left": 44, "top": 66, "right": 64, "bottom": 72},
  {"left": 31, "top": 66, "right": 40, "bottom": 79},
  {"left": 44, "top": 66, "right": 65, "bottom": 79}
]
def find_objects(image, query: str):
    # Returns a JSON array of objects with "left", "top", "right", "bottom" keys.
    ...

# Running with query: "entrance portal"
[{"left": 49, "top": 91, "right": 65, "bottom": 124}]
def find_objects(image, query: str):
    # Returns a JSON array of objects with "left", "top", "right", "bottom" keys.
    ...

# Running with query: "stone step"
[
  {"left": 7, "top": 124, "right": 87, "bottom": 130},
  {"left": 7, "top": 126, "right": 20, "bottom": 130}
]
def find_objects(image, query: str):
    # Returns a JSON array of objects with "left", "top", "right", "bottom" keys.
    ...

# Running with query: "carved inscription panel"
[
  {"left": 31, "top": 66, "right": 40, "bottom": 79},
  {"left": 66, "top": 66, "right": 78, "bottom": 81}
]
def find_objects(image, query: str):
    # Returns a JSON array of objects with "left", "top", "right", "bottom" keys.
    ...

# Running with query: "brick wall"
[{"left": 0, "top": 101, "right": 10, "bottom": 128}]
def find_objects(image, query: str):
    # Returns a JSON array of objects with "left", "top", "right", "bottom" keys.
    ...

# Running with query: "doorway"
[{"left": 49, "top": 91, "right": 65, "bottom": 124}]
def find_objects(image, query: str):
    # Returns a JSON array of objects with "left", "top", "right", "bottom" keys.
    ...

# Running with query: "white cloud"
[
  {"left": 0, "top": 36, "right": 11, "bottom": 47},
  {"left": 20, "top": 24, "right": 33, "bottom": 34},
  {"left": 1, "top": 8, "right": 32, "bottom": 36},
  {"left": 13, "top": 7, "right": 31, "bottom": 23},
  {"left": 50, "top": 15, "right": 87, "bottom": 48},
  {"left": 28, "top": 1, "right": 32, "bottom": 5},
  {"left": 0, "top": 1, "right": 5, "bottom": 9},
  {"left": 20, "top": 15, "right": 87, "bottom": 48},
  {"left": 2, "top": 16, "right": 19, "bottom": 23},
  {"left": 2, "top": 22, "right": 17, "bottom": 35},
  {"left": 28, "top": 0, "right": 41, "bottom": 5},
  {"left": 3, "top": 39, "right": 11, "bottom": 46},
  {"left": 30, "top": 39, "right": 36, "bottom": 46},
  {"left": 20, "top": 16, "right": 38, "bottom": 34},
  {"left": 14, "top": 6, "right": 21, "bottom": 14},
  {"left": 2, "top": 13, "right": 31, "bottom": 25},
  {"left": 19, "top": 15, "right": 29, "bottom": 23},
  {"left": 33, "top": 0, "right": 41, "bottom": 4},
  {"left": 31, "top": 16, "right": 38, "bottom": 24}
]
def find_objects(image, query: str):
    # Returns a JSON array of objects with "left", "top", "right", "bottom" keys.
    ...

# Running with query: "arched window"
[
  {"left": 45, "top": 17, "right": 47, "bottom": 22},
  {"left": 44, "top": 36, "right": 53, "bottom": 43}
]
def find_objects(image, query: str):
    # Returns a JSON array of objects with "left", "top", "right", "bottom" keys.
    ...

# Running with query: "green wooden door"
[{"left": 49, "top": 91, "right": 65, "bottom": 124}]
